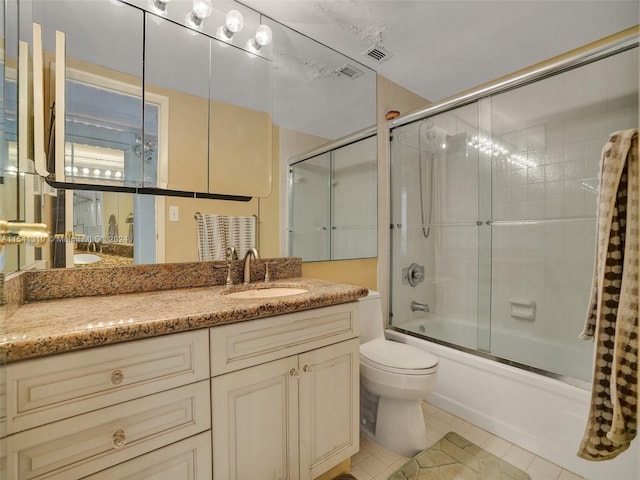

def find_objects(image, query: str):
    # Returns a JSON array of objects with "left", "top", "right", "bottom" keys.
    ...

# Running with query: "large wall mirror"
[
  {"left": 1, "top": 0, "right": 377, "bottom": 273},
  {"left": 266, "top": 18, "right": 377, "bottom": 261}
]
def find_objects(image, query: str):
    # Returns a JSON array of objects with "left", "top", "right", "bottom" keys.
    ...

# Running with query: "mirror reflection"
[
  {"left": 144, "top": 15, "right": 208, "bottom": 192},
  {"left": 3, "top": 0, "right": 377, "bottom": 273},
  {"left": 33, "top": 0, "right": 145, "bottom": 188}
]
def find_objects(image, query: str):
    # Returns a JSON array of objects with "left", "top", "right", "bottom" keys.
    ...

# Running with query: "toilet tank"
[{"left": 358, "top": 290, "right": 385, "bottom": 344}]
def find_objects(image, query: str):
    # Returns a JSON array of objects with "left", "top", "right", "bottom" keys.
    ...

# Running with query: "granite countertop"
[{"left": 1, "top": 277, "right": 368, "bottom": 363}]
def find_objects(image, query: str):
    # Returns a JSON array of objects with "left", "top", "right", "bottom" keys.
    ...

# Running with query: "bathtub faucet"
[{"left": 411, "top": 301, "right": 430, "bottom": 312}]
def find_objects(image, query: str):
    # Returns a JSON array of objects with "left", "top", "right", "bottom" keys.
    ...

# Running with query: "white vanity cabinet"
[
  {"left": 210, "top": 303, "right": 360, "bottom": 480},
  {"left": 5, "top": 330, "right": 212, "bottom": 480},
  {"left": 3, "top": 299, "right": 361, "bottom": 480}
]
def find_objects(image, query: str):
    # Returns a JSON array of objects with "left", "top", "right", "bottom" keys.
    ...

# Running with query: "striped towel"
[
  {"left": 228, "top": 216, "right": 257, "bottom": 259},
  {"left": 195, "top": 213, "right": 228, "bottom": 261},
  {"left": 195, "top": 214, "right": 256, "bottom": 261}
]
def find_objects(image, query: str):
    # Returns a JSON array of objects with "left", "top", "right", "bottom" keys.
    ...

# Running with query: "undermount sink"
[
  {"left": 73, "top": 253, "right": 102, "bottom": 265},
  {"left": 223, "top": 286, "right": 309, "bottom": 299}
]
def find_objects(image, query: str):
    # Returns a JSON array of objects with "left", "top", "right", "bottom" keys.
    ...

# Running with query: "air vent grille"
[
  {"left": 335, "top": 64, "right": 364, "bottom": 79},
  {"left": 362, "top": 45, "right": 393, "bottom": 63}
]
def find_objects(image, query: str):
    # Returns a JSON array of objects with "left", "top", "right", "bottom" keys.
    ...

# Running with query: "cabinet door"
[
  {"left": 212, "top": 356, "right": 300, "bottom": 480},
  {"left": 298, "top": 339, "right": 360, "bottom": 480}
]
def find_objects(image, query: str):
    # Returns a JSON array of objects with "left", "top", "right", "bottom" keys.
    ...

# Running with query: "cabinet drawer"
[
  {"left": 210, "top": 303, "right": 358, "bottom": 376},
  {"left": 7, "top": 329, "right": 209, "bottom": 434},
  {"left": 6, "top": 380, "right": 211, "bottom": 480},
  {"left": 84, "top": 431, "right": 212, "bottom": 480}
]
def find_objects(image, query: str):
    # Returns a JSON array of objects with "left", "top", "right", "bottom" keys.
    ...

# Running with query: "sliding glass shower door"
[{"left": 389, "top": 45, "right": 638, "bottom": 382}]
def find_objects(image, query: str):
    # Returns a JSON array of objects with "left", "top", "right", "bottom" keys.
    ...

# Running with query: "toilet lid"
[{"left": 360, "top": 339, "right": 438, "bottom": 373}]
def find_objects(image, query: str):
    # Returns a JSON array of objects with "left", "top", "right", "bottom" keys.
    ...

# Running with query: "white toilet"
[{"left": 358, "top": 291, "right": 438, "bottom": 457}]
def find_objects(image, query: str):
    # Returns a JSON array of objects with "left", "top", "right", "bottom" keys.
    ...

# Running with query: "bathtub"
[
  {"left": 394, "top": 317, "right": 594, "bottom": 381},
  {"left": 386, "top": 328, "right": 638, "bottom": 480}
]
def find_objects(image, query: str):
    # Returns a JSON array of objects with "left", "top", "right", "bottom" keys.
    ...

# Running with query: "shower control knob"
[{"left": 407, "top": 263, "right": 425, "bottom": 287}]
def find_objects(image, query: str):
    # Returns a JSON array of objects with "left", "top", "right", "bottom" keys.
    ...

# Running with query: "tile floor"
[{"left": 349, "top": 401, "right": 584, "bottom": 480}]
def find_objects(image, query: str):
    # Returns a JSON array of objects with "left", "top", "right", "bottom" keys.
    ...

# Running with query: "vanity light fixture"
[
  {"left": 150, "top": 0, "right": 171, "bottom": 15},
  {"left": 217, "top": 10, "right": 243, "bottom": 43},
  {"left": 186, "top": 0, "right": 212, "bottom": 29},
  {"left": 246, "top": 24, "right": 272, "bottom": 54}
]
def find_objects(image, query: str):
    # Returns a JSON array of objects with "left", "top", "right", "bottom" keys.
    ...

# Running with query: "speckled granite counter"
[{"left": 2, "top": 275, "right": 367, "bottom": 363}]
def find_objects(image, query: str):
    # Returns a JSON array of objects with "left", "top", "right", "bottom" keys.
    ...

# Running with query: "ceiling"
[{"left": 241, "top": 0, "right": 639, "bottom": 103}]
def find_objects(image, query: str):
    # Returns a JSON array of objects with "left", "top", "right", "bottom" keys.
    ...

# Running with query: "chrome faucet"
[
  {"left": 411, "top": 301, "right": 430, "bottom": 312},
  {"left": 88, "top": 241, "right": 97, "bottom": 252},
  {"left": 242, "top": 247, "right": 259, "bottom": 284}
]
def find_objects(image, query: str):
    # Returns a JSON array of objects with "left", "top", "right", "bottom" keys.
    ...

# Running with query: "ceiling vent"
[
  {"left": 335, "top": 63, "right": 364, "bottom": 79},
  {"left": 362, "top": 44, "right": 393, "bottom": 63}
]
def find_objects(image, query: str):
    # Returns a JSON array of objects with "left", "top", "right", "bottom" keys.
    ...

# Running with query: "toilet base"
[{"left": 373, "top": 397, "right": 428, "bottom": 457}]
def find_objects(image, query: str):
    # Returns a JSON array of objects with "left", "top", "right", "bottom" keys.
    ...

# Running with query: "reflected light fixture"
[
  {"left": 186, "top": 0, "right": 212, "bottom": 29},
  {"left": 150, "top": 0, "right": 171, "bottom": 15},
  {"left": 246, "top": 24, "right": 272, "bottom": 54},
  {"left": 217, "top": 10, "right": 243, "bottom": 43}
]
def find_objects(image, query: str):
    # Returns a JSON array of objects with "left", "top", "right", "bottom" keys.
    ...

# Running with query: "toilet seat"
[{"left": 360, "top": 339, "right": 438, "bottom": 375}]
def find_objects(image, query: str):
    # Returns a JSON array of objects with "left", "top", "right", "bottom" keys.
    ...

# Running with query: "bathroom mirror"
[
  {"left": 4, "top": 0, "right": 377, "bottom": 273},
  {"left": 33, "top": 0, "right": 145, "bottom": 188},
  {"left": 143, "top": 14, "right": 209, "bottom": 192},
  {"left": 23, "top": 0, "right": 273, "bottom": 196},
  {"left": 268, "top": 18, "right": 378, "bottom": 261}
]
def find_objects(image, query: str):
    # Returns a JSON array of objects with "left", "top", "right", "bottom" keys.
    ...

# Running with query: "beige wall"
[{"left": 302, "top": 258, "right": 378, "bottom": 291}]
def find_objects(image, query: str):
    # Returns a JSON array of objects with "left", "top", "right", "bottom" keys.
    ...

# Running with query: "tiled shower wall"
[{"left": 490, "top": 105, "right": 638, "bottom": 380}]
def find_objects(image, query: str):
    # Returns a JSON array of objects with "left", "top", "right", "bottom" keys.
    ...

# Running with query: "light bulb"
[
  {"left": 192, "top": 0, "right": 212, "bottom": 19},
  {"left": 254, "top": 24, "right": 272, "bottom": 46},
  {"left": 93, "top": 168, "right": 101, "bottom": 176},
  {"left": 226, "top": 10, "right": 243, "bottom": 33},
  {"left": 73, "top": 166, "right": 78, "bottom": 174},
  {"left": 82, "top": 167, "right": 89, "bottom": 175},
  {"left": 150, "top": 0, "right": 171, "bottom": 14},
  {"left": 217, "top": 10, "right": 243, "bottom": 43},
  {"left": 65, "top": 166, "right": 72, "bottom": 173},
  {"left": 115, "top": 171, "right": 122, "bottom": 179},
  {"left": 186, "top": 0, "right": 212, "bottom": 29},
  {"left": 105, "top": 170, "right": 112, "bottom": 177},
  {"left": 246, "top": 24, "right": 272, "bottom": 55}
]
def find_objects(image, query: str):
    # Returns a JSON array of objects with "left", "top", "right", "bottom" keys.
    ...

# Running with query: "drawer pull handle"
[
  {"left": 303, "top": 364, "right": 313, "bottom": 373},
  {"left": 111, "top": 369, "right": 124, "bottom": 385},
  {"left": 289, "top": 368, "right": 299, "bottom": 377},
  {"left": 112, "top": 429, "right": 127, "bottom": 449}
]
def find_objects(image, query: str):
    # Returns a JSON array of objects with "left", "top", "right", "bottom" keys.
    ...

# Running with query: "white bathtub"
[{"left": 386, "top": 329, "right": 638, "bottom": 480}]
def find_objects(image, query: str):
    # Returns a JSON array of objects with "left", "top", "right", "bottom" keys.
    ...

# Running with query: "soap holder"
[{"left": 509, "top": 299, "right": 536, "bottom": 321}]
